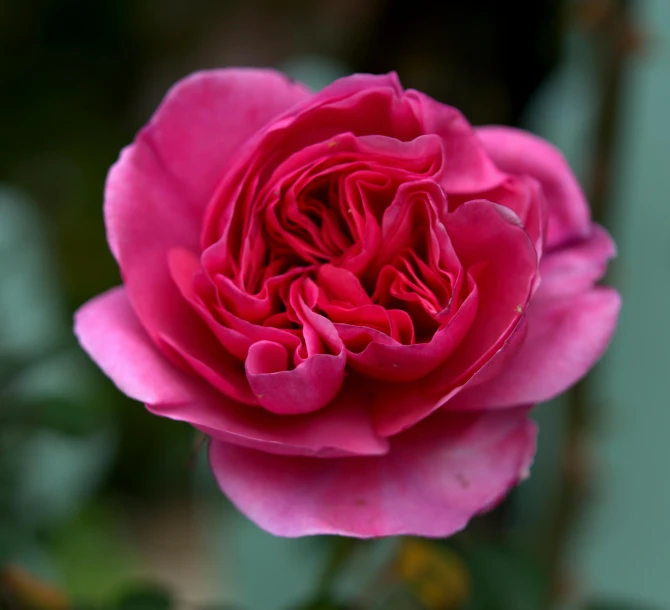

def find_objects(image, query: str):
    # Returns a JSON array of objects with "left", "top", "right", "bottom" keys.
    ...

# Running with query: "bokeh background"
[{"left": 1, "top": 0, "right": 668, "bottom": 609}]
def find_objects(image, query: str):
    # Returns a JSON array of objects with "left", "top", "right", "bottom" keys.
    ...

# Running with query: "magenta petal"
[
  {"left": 346, "top": 288, "right": 478, "bottom": 382},
  {"left": 157, "top": 332, "right": 256, "bottom": 405},
  {"left": 105, "top": 140, "right": 203, "bottom": 322},
  {"left": 107, "top": 69, "right": 309, "bottom": 262},
  {"left": 317, "top": 265, "right": 372, "bottom": 307},
  {"left": 106, "top": 68, "right": 309, "bottom": 302},
  {"left": 538, "top": 224, "right": 616, "bottom": 299},
  {"left": 443, "top": 201, "right": 537, "bottom": 371},
  {"left": 246, "top": 341, "right": 346, "bottom": 414},
  {"left": 407, "top": 91, "right": 505, "bottom": 193},
  {"left": 105, "top": 148, "right": 241, "bottom": 405},
  {"left": 450, "top": 287, "right": 621, "bottom": 410},
  {"left": 75, "top": 287, "right": 387, "bottom": 457},
  {"left": 209, "top": 407, "right": 536, "bottom": 537},
  {"left": 371, "top": 200, "right": 536, "bottom": 437},
  {"left": 74, "top": 286, "right": 205, "bottom": 405},
  {"left": 104, "top": 73, "right": 309, "bottom": 402},
  {"left": 305, "top": 72, "right": 404, "bottom": 106},
  {"left": 110, "top": 69, "right": 309, "bottom": 257},
  {"left": 158, "top": 383, "right": 389, "bottom": 458},
  {"left": 476, "top": 126, "right": 590, "bottom": 248}
]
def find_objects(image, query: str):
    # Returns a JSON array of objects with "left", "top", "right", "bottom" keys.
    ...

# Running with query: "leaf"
[
  {"left": 455, "top": 542, "right": 549, "bottom": 610},
  {"left": 112, "top": 583, "right": 173, "bottom": 610},
  {"left": 13, "top": 430, "right": 114, "bottom": 528},
  {"left": 0, "top": 188, "right": 67, "bottom": 361},
  {"left": 49, "top": 505, "right": 138, "bottom": 604},
  {"left": 6, "top": 349, "right": 112, "bottom": 437},
  {"left": 217, "top": 511, "right": 329, "bottom": 610}
]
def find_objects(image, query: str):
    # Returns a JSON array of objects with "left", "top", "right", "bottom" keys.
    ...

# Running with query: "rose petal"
[
  {"left": 443, "top": 201, "right": 537, "bottom": 376},
  {"left": 105, "top": 70, "right": 309, "bottom": 402},
  {"left": 75, "top": 286, "right": 203, "bottom": 405},
  {"left": 201, "top": 77, "right": 425, "bottom": 248},
  {"left": 290, "top": 72, "right": 420, "bottom": 142},
  {"left": 168, "top": 247, "right": 302, "bottom": 363},
  {"left": 246, "top": 340, "right": 346, "bottom": 414},
  {"left": 476, "top": 126, "right": 590, "bottom": 248},
  {"left": 305, "top": 72, "right": 404, "bottom": 105},
  {"left": 107, "top": 69, "right": 309, "bottom": 261},
  {"left": 209, "top": 407, "right": 536, "bottom": 537},
  {"left": 446, "top": 287, "right": 621, "bottom": 410},
  {"left": 317, "top": 264, "right": 372, "bottom": 307},
  {"left": 537, "top": 224, "right": 616, "bottom": 299},
  {"left": 345, "top": 287, "right": 478, "bottom": 382},
  {"left": 156, "top": 331, "right": 255, "bottom": 405},
  {"left": 440, "top": 213, "right": 618, "bottom": 411},
  {"left": 372, "top": 200, "right": 537, "bottom": 436},
  {"left": 407, "top": 90, "right": 506, "bottom": 193},
  {"left": 448, "top": 174, "right": 547, "bottom": 260},
  {"left": 75, "top": 287, "right": 387, "bottom": 457}
]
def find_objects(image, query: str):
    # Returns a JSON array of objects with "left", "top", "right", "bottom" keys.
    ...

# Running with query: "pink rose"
[{"left": 75, "top": 70, "right": 620, "bottom": 537}]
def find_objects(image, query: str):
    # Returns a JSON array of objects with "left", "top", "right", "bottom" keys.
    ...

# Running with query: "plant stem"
[{"left": 546, "top": 0, "right": 634, "bottom": 605}]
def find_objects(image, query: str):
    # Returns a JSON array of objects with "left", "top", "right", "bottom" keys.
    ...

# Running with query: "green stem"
[{"left": 315, "top": 537, "right": 359, "bottom": 599}]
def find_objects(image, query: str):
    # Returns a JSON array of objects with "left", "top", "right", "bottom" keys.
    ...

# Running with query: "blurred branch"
[
  {"left": 585, "top": 0, "right": 638, "bottom": 219},
  {"left": 546, "top": 0, "right": 636, "bottom": 605},
  {"left": 295, "top": 537, "right": 360, "bottom": 610}
]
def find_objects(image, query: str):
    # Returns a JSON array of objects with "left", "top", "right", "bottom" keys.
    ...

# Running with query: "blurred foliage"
[
  {"left": 395, "top": 540, "right": 470, "bottom": 609},
  {"left": 584, "top": 601, "right": 664, "bottom": 610},
  {"left": 49, "top": 506, "right": 137, "bottom": 603},
  {"left": 455, "top": 542, "right": 548, "bottom": 610},
  {"left": 111, "top": 583, "right": 173, "bottom": 610}
]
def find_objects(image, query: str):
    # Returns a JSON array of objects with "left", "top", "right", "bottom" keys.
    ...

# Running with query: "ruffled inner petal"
[
  {"left": 178, "top": 123, "right": 455, "bottom": 415},
  {"left": 149, "top": 81, "right": 540, "bottom": 427},
  {"left": 372, "top": 199, "right": 538, "bottom": 436}
]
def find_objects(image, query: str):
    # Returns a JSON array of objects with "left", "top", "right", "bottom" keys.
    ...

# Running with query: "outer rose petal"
[
  {"left": 74, "top": 287, "right": 388, "bottom": 457},
  {"left": 447, "top": 287, "right": 621, "bottom": 411},
  {"left": 75, "top": 286, "right": 203, "bottom": 406},
  {"left": 446, "top": 224, "right": 619, "bottom": 410},
  {"left": 476, "top": 126, "right": 590, "bottom": 248},
  {"left": 537, "top": 225, "right": 616, "bottom": 299},
  {"left": 105, "top": 70, "right": 310, "bottom": 400},
  {"left": 209, "top": 407, "right": 536, "bottom": 538},
  {"left": 107, "top": 68, "right": 310, "bottom": 262}
]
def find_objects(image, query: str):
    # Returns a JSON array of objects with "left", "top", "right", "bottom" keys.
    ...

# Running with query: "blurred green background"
[{"left": 0, "top": 0, "right": 667, "bottom": 609}]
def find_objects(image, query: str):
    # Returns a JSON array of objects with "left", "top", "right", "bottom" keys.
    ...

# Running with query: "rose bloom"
[{"left": 75, "top": 70, "right": 620, "bottom": 537}]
